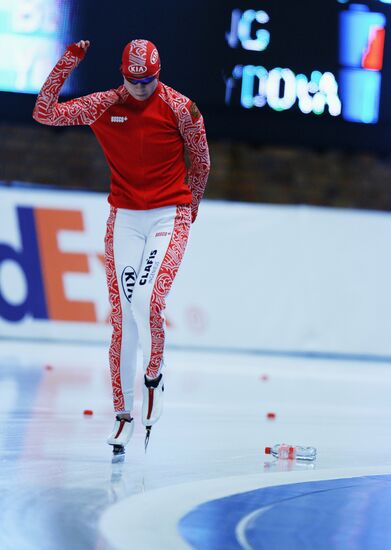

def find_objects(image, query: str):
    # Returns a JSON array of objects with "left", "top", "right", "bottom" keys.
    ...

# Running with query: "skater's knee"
[
  {"left": 131, "top": 287, "right": 166, "bottom": 329},
  {"left": 130, "top": 289, "right": 148, "bottom": 324}
]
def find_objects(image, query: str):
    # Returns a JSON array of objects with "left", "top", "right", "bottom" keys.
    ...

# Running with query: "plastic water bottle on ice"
[{"left": 265, "top": 443, "right": 317, "bottom": 461}]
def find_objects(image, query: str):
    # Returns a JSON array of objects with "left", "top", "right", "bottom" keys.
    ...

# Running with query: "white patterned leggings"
[{"left": 104, "top": 204, "right": 191, "bottom": 413}]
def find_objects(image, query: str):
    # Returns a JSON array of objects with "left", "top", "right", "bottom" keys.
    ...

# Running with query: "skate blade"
[
  {"left": 112, "top": 445, "right": 125, "bottom": 463},
  {"left": 144, "top": 427, "right": 152, "bottom": 452},
  {"left": 112, "top": 453, "right": 125, "bottom": 464}
]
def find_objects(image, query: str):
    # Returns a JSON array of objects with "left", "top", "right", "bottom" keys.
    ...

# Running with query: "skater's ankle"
[
  {"left": 145, "top": 373, "right": 163, "bottom": 382},
  {"left": 144, "top": 373, "right": 163, "bottom": 388},
  {"left": 116, "top": 413, "right": 132, "bottom": 421}
]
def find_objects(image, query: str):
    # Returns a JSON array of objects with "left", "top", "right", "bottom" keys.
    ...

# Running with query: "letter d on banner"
[{"left": 0, "top": 207, "right": 48, "bottom": 322}]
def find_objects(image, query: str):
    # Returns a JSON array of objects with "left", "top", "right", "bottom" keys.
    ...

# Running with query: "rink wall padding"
[{"left": 1, "top": 185, "right": 391, "bottom": 357}]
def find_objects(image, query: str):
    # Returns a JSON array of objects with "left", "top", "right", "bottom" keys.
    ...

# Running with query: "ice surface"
[{"left": 0, "top": 339, "right": 391, "bottom": 549}]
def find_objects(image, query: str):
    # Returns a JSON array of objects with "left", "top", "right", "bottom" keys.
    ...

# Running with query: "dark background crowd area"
[
  {"left": 2, "top": 2, "right": 391, "bottom": 210},
  {"left": 1, "top": 123, "right": 391, "bottom": 212}
]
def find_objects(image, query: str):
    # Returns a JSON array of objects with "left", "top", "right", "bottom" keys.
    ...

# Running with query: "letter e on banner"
[{"left": 34, "top": 209, "right": 96, "bottom": 322}]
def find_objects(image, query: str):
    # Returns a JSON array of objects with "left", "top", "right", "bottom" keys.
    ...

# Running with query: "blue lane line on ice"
[
  {"left": 178, "top": 475, "right": 391, "bottom": 550},
  {"left": 3, "top": 336, "right": 391, "bottom": 365},
  {"left": 169, "top": 345, "right": 391, "bottom": 365}
]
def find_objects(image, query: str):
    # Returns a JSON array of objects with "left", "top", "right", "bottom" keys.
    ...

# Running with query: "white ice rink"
[{"left": 1, "top": 339, "right": 391, "bottom": 549}]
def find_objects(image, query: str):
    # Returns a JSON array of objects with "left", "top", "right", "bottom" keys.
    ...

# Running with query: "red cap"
[
  {"left": 83, "top": 409, "right": 93, "bottom": 416},
  {"left": 265, "top": 447, "right": 271, "bottom": 454},
  {"left": 121, "top": 39, "right": 161, "bottom": 80}
]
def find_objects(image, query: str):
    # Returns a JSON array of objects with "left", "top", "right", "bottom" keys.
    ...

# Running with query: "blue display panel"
[
  {"left": 0, "top": 0, "right": 75, "bottom": 94},
  {"left": 340, "top": 4, "right": 386, "bottom": 123}
]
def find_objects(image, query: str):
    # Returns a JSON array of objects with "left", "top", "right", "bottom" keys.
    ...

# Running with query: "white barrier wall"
[{"left": 1, "top": 186, "right": 391, "bottom": 357}]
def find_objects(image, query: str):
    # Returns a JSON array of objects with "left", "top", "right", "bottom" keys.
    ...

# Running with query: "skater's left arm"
[{"left": 179, "top": 102, "right": 210, "bottom": 223}]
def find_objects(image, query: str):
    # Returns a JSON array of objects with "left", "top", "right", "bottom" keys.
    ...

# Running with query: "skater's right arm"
[{"left": 33, "top": 40, "right": 127, "bottom": 126}]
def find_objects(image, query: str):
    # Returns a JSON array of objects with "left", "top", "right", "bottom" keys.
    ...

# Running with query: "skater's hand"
[
  {"left": 67, "top": 40, "right": 90, "bottom": 60},
  {"left": 76, "top": 40, "right": 90, "bottom": 52}
]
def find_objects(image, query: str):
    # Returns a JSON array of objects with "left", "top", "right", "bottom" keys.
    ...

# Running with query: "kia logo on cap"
[
  {"left": 129, "top": 65, "right": 147, "bottom": 74},
  {"left": 150, "top": 49, "right": 158, "bottom": 64}
]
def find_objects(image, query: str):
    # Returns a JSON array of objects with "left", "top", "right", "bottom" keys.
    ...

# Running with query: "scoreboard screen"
[
  {"left": 2, "top": 0, "right": 391, "bottom": 151},
  {"left": 224, "top": 2, "right": 389, "bottom": 124},
  {"left": 213, "top": 1, "right": 391, "bottom": 149}
]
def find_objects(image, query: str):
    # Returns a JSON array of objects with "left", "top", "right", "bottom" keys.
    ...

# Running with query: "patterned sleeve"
[
  {"left": 32, "top": 44, "right": 126, "bottom": 126},
  {"left": 179, "top": 102, "right": 211, "bottom": 223}
]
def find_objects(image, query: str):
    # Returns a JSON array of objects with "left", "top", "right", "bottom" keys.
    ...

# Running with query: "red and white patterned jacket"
[{"left": 33, "top": 44, "right": 210, "bottom": 222}]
